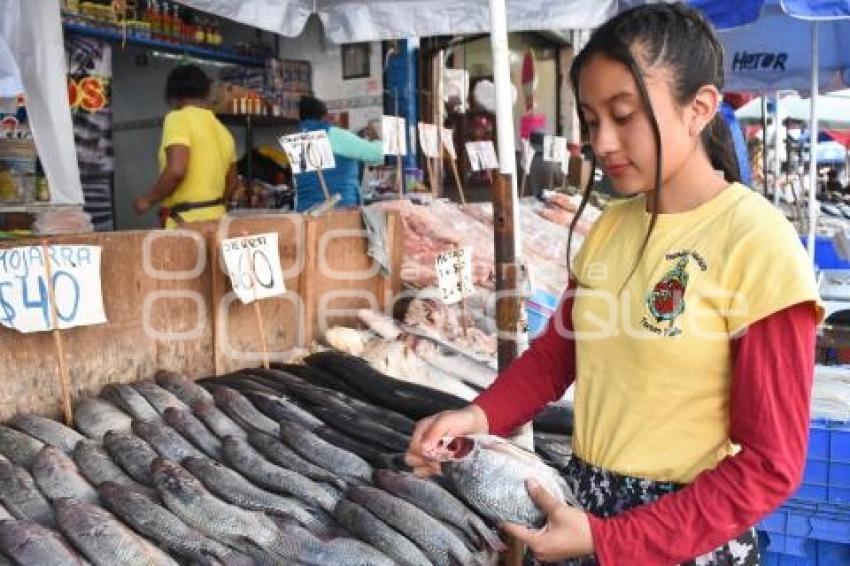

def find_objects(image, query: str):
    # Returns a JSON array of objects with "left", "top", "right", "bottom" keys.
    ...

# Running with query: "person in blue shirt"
[{"left": 294, "top": 96, "right": 384, "bottom": 212}]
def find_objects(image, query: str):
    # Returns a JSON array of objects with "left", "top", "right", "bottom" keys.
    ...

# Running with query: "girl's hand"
[
  {"left": 503, "top": 479, "right": 595, "bottom": 562},
  {"left": 404, "top": 405, "right": 489, "bottom": 477}
]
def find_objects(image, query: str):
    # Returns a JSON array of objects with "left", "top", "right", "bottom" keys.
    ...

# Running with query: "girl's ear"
[{"left": 689, "top": 85, "right": 721, "bottom": 137}]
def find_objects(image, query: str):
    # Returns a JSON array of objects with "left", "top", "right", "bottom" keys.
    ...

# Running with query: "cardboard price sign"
[
  {"left": 221, "top": 233, "right": 286, "bottom": 305},
  {"left": 382, "top": 116, "right": 408, "bottom": 156},
  {"left": 0, "top": 245, "right": 107, "bottom": 333},
  {"left": 418, "top": 123, "right": 440, "bottom": 158},
  {"left": 279, "top": 131, "right": 335, "bottom": 174},
  {"left": 543, "top": 135, "right": 567, "bottom": 163},
  {"left": 435, "top": 246, "right": 475, "bottom": 305},
  {"left": 465, "top": 141, "right": 499, "bottom": 172},
  {"left": 441, "top": 128, "right": 457, "bottom": 159}
]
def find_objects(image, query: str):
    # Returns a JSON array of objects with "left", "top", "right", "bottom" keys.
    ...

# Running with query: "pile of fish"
[{"left": 0, "top": 351, "right": 575, "bottom": 565}]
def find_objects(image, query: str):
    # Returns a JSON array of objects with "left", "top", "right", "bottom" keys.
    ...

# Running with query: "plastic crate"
[
  {"left": 760, "top": 503, "right": 850, "bottom": 548},
  {"left": 807, "top": 237, "right": 850, "bottom": 271},
  {"left": 759, "top": 531, "right": 850, "bottom": 566},
  {"left": 794, "top": 419, "right": 850, "bottom": 504}
]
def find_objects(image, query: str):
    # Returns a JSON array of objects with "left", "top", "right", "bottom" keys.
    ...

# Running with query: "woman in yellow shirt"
[{"left": 133, "top": 64, "right": 237, "bottom": 228}]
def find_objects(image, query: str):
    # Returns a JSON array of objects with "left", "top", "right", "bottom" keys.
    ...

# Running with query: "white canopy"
[
  {"left": 0, "top": 0, "right": 84, "bottom": 205},
  {"left": 736, "top": 92, "right": 850, "bottom": 130},
  {"left": 176, "top": 0, "right": 615, "bottom": 43}
]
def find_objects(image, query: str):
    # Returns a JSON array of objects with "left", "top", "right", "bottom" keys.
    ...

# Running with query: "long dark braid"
[{"left": 566, "top": 4, "right": 740, "bottom": 288}]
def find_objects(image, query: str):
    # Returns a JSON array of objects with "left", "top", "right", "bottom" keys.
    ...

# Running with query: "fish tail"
[{"left": 470, "top": 517, "right": 506, "bottom": 552}]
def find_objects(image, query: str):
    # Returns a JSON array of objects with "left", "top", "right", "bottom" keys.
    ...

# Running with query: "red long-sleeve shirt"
[{"left": 474, "top": 283, "right": 818, "bottom": 565}]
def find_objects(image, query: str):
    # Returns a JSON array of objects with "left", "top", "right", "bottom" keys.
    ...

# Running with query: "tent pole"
[
  {"left": 807, "top": 23, "right": 819, "bottom": 260},
  {"left": 762, "top": 96, "right": 768, "bottom": 196},
  {"left": 774, "top": 93, "right": 782, "bottom": 206}
]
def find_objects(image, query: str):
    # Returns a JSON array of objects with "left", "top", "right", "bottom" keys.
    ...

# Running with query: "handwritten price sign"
[
  {"left": 0, "top": 245, "right": 107, "bottom": 333},
  {"left": 221, "top": 233, "right": 285, "bottom": 305},
  {"left": 435, "top": 246, "right": 475, "bottom": 305},
  {"left": 279, "top": 131, "right": 335, "bottom": 175}
]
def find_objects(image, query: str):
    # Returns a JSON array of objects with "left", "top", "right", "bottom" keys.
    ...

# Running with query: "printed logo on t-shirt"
[{"left": 641, "top": 250, "right": 707, "bottom": 337}]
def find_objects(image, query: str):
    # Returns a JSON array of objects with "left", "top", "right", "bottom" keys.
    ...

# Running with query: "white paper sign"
[
  {"left": 279, "top": 131, "right": 336, "bottom": 174},
  {"left": 543, "top": 135, "right": 567, "bottom": 163},
  {"left": 521, "top": 138, "right": 536, "bottom": 172},
  {"left": 418, "top": 123, "right": 440, "bottom": 158},
  {"left": 441, "top": 128, "right": 457, "bottom": 159},
  {"left": 465, "top": 141, "right": 499, "bottom": 172},
  {"left": 0, "top": 245, "right": 107, "bottom": 333},
  {"left": 382, "top": 116, "right": 408, "bottom": 156},
  {"left": 435, "top": 246, "right": 475, "bottom": 305},
  {"left": 221, "top": 233, "right": 286, "bottom": 305}
]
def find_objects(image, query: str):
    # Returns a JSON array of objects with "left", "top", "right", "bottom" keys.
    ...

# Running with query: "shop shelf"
[{"left": 62, "top": 21, "right": 266, "bottom": 68}]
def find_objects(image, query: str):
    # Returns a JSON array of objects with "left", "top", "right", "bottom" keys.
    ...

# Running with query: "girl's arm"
[
  {"left": 588, "top": 301, "right": 817, "bottom": 565},
  {"left": 473, "top": 281, "right": 578, "bottom": 436}
]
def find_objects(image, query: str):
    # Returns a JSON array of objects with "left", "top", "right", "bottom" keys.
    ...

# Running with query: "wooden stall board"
[{"left": 0, "top": 209, "right": 401, "bottom": 420}]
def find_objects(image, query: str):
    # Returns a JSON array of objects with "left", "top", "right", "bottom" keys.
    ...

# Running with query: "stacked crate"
[{"left": 759, "top": 420, "right": 850, "bottom": 564}]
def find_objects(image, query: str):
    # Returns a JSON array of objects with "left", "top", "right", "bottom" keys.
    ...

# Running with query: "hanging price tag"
[
  {"left": 382, "top": 116, "right": 408, "bottom": 156},
  {"left": 0, "top": 245, "right": 107, "bottom": 333},
  {"left": 441, "top": 128, "right": 457, "bottom": 159},
  {"left": 221, "top": 233, "right": 285, "bottom": 305},
  {"left": 521, "top": 138, "right": 536, "bottom": 172},
  {"left": 418, "top": 123, "right": 440, "bottom": 158},
  {"left": 435, "top": 246, "right": 475, "bottom": 305},
  {"left": 465, "top": 141, "right": 499, "bottom": 172},
  {"left": 279, "top": 131, "right": 335, "bottom": 174},
  {"left": 543, "top": 135, "right": 567, "bottom": 163}
]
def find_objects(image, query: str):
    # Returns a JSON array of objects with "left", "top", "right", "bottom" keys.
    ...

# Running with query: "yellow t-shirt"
[
  {"left": 158, "top": 106, "right": 235, "bottom": 227},
  {"left": 570, "top": 182, "right": 822, "bottom": 483}
]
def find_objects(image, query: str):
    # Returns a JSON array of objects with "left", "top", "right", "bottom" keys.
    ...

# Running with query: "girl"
[{"left": 405, "top": 4, "right": 822, "bottom": 565}]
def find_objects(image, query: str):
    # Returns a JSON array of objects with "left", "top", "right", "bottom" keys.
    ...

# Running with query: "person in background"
[
  {"left": 133, "top": 64, "right": 237, "bottom": 228},
  {"left": 294, "top": 95, "right": 384, "bottom": 212},
  {"left": 406, "top": 4, "right": 821, "bottom": 565},
  {"left": 825, "top": 168, "right": 843, "bottom": 201}
]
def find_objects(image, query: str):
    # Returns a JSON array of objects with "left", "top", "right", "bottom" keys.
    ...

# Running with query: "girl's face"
[{"left": 577, "top": 53, "right": 697, "bottom": 196}]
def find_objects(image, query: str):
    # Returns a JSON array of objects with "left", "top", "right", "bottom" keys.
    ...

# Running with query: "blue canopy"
[{"left": 688, "top": 0, "right": 850, "bottom": 92}]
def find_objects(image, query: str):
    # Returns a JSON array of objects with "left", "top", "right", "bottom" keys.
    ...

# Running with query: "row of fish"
[{"left": 0, "top": 352, "right": 575, "bottom": 565}]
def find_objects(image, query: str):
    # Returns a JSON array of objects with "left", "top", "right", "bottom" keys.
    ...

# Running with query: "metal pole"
[
  {"left": 773, "top": 93, "right": 782, "bottom": 206},
  {"left": 761, "top": 96, "right": 769, "bottom": 196},
  {"left": 807, "top": 23, "right": 819, "bottom": 259}
]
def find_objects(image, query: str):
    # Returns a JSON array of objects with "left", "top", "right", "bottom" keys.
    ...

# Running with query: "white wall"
[{"left": 276, "top": 16, "right": 384, "bottom": 132}]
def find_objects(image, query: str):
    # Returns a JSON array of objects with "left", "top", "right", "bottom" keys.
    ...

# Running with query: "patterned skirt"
[{"left": 528, "top": 456, "right": 761, "bottom": 565}]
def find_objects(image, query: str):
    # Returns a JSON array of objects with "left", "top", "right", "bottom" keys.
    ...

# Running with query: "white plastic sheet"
[
  {"left": 0, "top": 0, "right": 84, "bottom": 205},
  {"left": 176, "top": 0, "right": 616, "bottom": 43}
]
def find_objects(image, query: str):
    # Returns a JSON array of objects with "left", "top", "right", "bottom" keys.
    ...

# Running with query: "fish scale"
[
  {"left": 31, "top": 447, "right": 99, "bottom": 505},
  {"left": 0, "top": 461, "right": 55, "bottom": 527},
  {"left": 155, "top": 370, "right": 214, "bottom": 406},
  {"left": 55, "top": 497, "right": 179, "bottom": 566},
  {"left": 130, "top": 419, "right": 205, "bottom": 462},
  {"left": 102, "top": 431, "right": 159, "bottom": 486},
  {"left": 213, "top": 387, "right": 279, "bottom": 436},
  {"left": 348, "top": 485, "right": 477, "bottom": 566},
  {"left": 334, "top": 500, "right": 434, "bottom": 566},
  {"left": 221, "top": 436, "right": 340, "bottom": 513},
  {"left": 98, "top": 481, "right": 245, "bottom": 566},
  {"left": 9, "top": 414, "right": 83, "bottom": 454},
  {"left": 162, "top": 407, "right": 222, "bottom": 461},
  {"left": 100, "top": 384, "right": 161, "bottom": 422},
  {"left": 73, "top": 440, "right": 153, "bottom": 496},
  {"left": 150, "top": 459, "right": 295, "bottom": 563},
  {"left": 277, "top": 420, "right": 373, "bottom": 485},
  {"left": 73, "top": 398, "right": 132, "bottom": 441},
  {"left": 191, "top": 400, "right": 247, "bottom": 439},
  {"left": 182, "top": 456, "right": 327, "bottom": 534},
  {"left": 133, "top": 382, "right": 188, "bottom": 416},
  {"left": 0, "top": 424, "right": 45, "bottom": 468},
  {"left": 247, "top": 430, "right": 346, "bottom": 489},
  {"left": 0, "top": 519, "right": 88, "bottom": 565}
]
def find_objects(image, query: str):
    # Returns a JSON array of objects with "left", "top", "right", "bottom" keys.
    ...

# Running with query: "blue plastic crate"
[
  {"left": 806, "top": 237, "right": 850, "bottom": 271},
  {"left": 759, "top": 531, "right": 850, "bottom": 566},
  {"left": 794, "top": 419, "right": 850, "bottom": 504},
  {"left": 526, "top": 289, "right": 558, "bottom": 337}
]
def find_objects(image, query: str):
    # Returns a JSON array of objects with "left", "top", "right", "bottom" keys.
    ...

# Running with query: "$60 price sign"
[{"left": 221, "top": 233, "right": 286, "bottom": 305}]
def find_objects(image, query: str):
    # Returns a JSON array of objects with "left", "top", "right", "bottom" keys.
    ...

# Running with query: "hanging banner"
[
  {"left": 66, "top": 36, "right": 113, "bottom": 231},
  {"left": 0, "top": 244, "right": 107, "bottom": 333}
]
